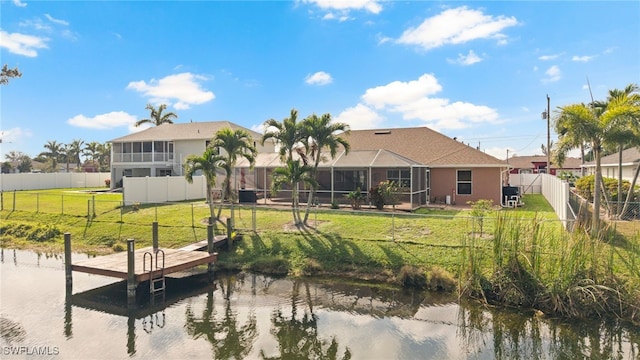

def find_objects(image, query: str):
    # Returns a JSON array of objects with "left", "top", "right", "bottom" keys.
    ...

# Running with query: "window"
[
  {"left": 457, "top": 170, "right": 472, "bottom": 195},
  {"left": 387, "top": 169, "right": 410, "bottom": 189}
]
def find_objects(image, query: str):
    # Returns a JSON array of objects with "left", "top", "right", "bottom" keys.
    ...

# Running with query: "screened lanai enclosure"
[{"left": 233, "top": 150, "right": 430, "bottom": 211}]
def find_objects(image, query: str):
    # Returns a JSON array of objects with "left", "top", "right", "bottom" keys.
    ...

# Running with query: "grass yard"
[{"left": 1, "top": 189, "right": 639, "bottom": 322}]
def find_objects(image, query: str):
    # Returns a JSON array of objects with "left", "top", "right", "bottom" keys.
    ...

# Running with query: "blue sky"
[{"left": 1, "top": 0, "right": 639, "bottom": 162}]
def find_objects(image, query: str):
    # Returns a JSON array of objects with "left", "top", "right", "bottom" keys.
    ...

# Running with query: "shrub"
[
  {"left": 427, "top": 266, "right": 456, "bottom": 292},
  {"left": 398, "top": 265, "right": 427, "bottom": 289},
  {"left": 345, "top": 187, "right": 367, "bottom": 210},
  {"left": 369, "top": 180, "right": 399, "bottom": 210},
  {"left": 104, "top": 179, "right": 111, "bottom": 187},
  {"left": 248, "top": 257, "right": 290, "bottom": 276}
]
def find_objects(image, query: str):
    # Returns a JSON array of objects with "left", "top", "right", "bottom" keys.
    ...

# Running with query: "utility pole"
[{"left": 542, "top": 95, "right": 551, "bottom": 174}]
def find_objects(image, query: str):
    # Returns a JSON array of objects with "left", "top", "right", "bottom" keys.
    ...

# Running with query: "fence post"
[
  {"left": 252, "top": 203, "right": 256, "bottom": 232},
  {"left": 226, "top": 218, "right": 233, "bottom": 251},
  {"left": 92, "top": 195, "right": 96, "bottom": 218},
  {"left": 87, "top": 199, "right": 91, "bottom": 218},
  {"left": 191, "top": 204, "right": 195, "bottom": 228},
  {"left": 64, "top": 233, "right": 72, "bottom": 294}
]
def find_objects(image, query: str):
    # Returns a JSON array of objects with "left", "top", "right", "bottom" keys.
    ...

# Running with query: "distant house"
[
  {"left": 108, "top": 121, "right": 276, "bottom": 188},
  {"left": 507, "top": 155, "right": 582, "bottom": 176},
  {"left": 583, "top": 147, "right": 640, "bottom": 182}
]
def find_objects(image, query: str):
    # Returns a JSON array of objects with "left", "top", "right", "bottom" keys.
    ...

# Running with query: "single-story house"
[
  {"left": 507, "top": 155, "right": 582, "bottom": 176},
  {"left": 108, "top": 121, "right": 276, "bottom": 188},
  {"left": 583, "top": 147, "right": 640, "bottom": 182},
  {"left": 110, "top": 122, "right": 509, "bottom": 209}
]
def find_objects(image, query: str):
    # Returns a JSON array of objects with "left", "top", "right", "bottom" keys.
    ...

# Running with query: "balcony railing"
[{"left": 112, "top": 152, "right": 174, "bottom": 163}]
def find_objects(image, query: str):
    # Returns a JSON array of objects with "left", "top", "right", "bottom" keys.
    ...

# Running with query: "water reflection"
[{"left": 1, "top": 249, "right": 639, "bottom": 359}]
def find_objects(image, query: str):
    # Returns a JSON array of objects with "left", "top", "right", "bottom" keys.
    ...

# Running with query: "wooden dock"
[{"left": 72, "top": 246, "right": 218, "bottom": 283}]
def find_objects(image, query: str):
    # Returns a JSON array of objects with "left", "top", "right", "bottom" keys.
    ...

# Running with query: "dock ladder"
[{"left": 143, "top": 249, "right": 166, "bottom": 295}]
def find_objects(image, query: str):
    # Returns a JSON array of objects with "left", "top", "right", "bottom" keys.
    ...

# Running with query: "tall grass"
[{"left": 461, "top": 211, "right": 640, "bottom": 322}]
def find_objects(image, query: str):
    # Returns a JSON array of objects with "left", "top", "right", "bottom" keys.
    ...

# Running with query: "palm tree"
[
  {"left": 0, "top": 64, "right": 21, "bottom": 85},
  {"left": 300, "top": 113, "right": 350, "bottom": 224},
  {"left": 96, "top": 143, "right": 111, "bottom": 172},
  {"left": 184, "top": 146, "right": 224, "bottom": 224},
  {"left": 68, "top": 139, "right": 85, "bottom": 170},
  {"left": 134, "top": 103, "right": 178, "bottom": 127},
  {"left": 271, "top": 159, "right": 317, "bottom": 226},
  {"left": 39, "top": 140, "right": 64, "bottom": 172},
  {"left": 83, "top": 141, "right": 101, "bottom": 169},
  {"left": 211, "top": 128, "right": 257, "bottom": 202},
  {"left": 555, "top": 86, "right": 640, "bottom": 234},
  {"left": 261, "top": 109, "right": 304, "bottom": 162}
]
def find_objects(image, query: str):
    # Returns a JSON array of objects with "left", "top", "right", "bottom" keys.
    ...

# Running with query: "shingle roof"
[
  {"left": 584, "top": 147, "right": 640, "bottom": 167},
  {"left": 109, "top": 121, "right": 262, "bottom": 142},
  {"left": 339, "top": 127, "right": 505, "bottom": 167},
  {"left": 508, "top": 155, "right": 582, "bottom": 169}
]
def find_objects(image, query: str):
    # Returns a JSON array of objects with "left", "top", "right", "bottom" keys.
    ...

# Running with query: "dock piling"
[
  {"left": 127, "top": 239, "right": 136, "bottom": 305},
  {"left": 64, "top": 232, "right": 72, "bottom": 293},
  {"left": 207, "top": 224, "right": 214, "bottom": 282},
  {"left": 152, "top": 221, "right": 158, "bottom": 252}
]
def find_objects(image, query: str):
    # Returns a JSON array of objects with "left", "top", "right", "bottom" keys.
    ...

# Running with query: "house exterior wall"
[{"left": 430, "top": 167, "right": 501, "bottom": 205}]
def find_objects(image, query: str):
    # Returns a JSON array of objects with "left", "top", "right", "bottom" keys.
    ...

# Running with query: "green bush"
[{"left": 398, "top": 265, "right": 427, "bottom": 289}]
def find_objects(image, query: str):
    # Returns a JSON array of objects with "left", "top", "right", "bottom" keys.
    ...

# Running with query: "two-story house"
[{"left": 108, "top": 121, "right": 275, "bottom": 188}]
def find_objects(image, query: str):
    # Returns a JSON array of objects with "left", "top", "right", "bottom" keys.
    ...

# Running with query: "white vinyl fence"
[
  {"left": 0, "top": 172, "right": 111, "bottom": 191},
  {"left": 510, "top": 173, "right": 572, "bottom": 229},
  {"left": 122, "top": 175, "right": 212, "bottom": 205}
]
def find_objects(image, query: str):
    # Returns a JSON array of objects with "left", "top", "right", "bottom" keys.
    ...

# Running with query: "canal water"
[{"left": 1, "top": 249, "right": 638, "bottom": 359}]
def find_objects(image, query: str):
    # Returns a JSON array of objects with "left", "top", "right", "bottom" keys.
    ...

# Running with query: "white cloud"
[
  {"left": 539, "top": 54, "right": 560, "bottom": 61},
  {"left": 542, "top": 65, "right": 561, "bottom": 83},
  {"left": 357, "top": 73, "right": 498, "bottom": 131},
  {"left": 572, "top": 55, "right": 594, "bottom": 62},
  {"left": 303, "top": 0, "right": 383, "bottom": 14},
  {"left": 67, "top": 111, "right": 138, "bottom": 130},
  {"left": 449, "top": 50, "right": 482, "bottom": 65},
  {"left": 0, "top": 30, "right": 48, "bottom": 57},
  {"left": 362, "top": 73, "right": 442, "bottom": 109},
  {"left": 334, "top": 104, "right": 384, "bottom": 130},
  {"left": 397, "top": 6, "right": 518, "bottom": 50},
  {"left": 305, "top": 71, "right": 333, "bottom": 86},
  {"left": 44, "top": 14, "right": 69, "bottom": 26},
  {"left": 126, "top": 72, "right": 215, "bottom": 110},
  {"left": 12, "top": 0, "right": 27, "bottom": 7}
]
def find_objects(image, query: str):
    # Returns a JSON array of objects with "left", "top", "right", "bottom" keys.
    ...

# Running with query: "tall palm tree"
[
  {"left": 184, "top": 146, "right": 224, "bottom": 223},
  {"left": 271, "top": 159, "right": 317, "bottom": 226},
  {"left": 83, "top": 141, "right": 101, "bottom": 169},
  {"left": 300, "top": 113, "right": 351, "bottom": 224},
  {"left": 211, "top": 128, "right": 257, "bottom": 202},
  {"left": 39, "top": 140, "right": 64, "bottom": 172},
  {"left": 134, "top": 103, "right": 178, "bottom": 127},
  {"left": 261, "top": 109, "right": 304, "bottom": 162},
  {"left": 68, "top": 138, "right": 85, "bottom": 170},
  {"left": 555, "top": 86, "right": 640, "bottom": 235}
]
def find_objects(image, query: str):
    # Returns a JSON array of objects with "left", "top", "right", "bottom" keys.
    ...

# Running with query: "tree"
[
  {"left": 184, "top": 146, "right": 224, "bottom": 224},
  {"left": 300, "top": 113, "right": 350, "bottom": 224},
  {"left": 83, "top": 141, "right": 101, "bottom": 169},
  {"left": 134, "top": 103, "right": 178, "bottom": 127},
  {"left": 261, "top": 109, "right": 304, "bottom": 162},
  {"left": 0, "top": 64, "right": 22, "bottom": 85},
  {"left": 16, "top": 156, "right": 32, "bottom": 173},
  {"left": 271, "top": 159, "right": 317, "bottom": 226},
  {"left": 555, "top": 85, "right": 640, "bottom": 235},
  {"left": 39, "top": 140, "right": 64, "bottom": 172},
  {"left": 97, "top": 143, "right": 111, "bottom": 172},
  {"left": 211, "top": 128, "right": 257, "bottom": 202},
  {"left": 1, "top": 161, "right": 12, "bottom": 174},
  {"left": 4, "top": 151, "right": 32, "bottom": 173},
  {"left": 68, "top": 138, "right": 85, "bottom": 170}
]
